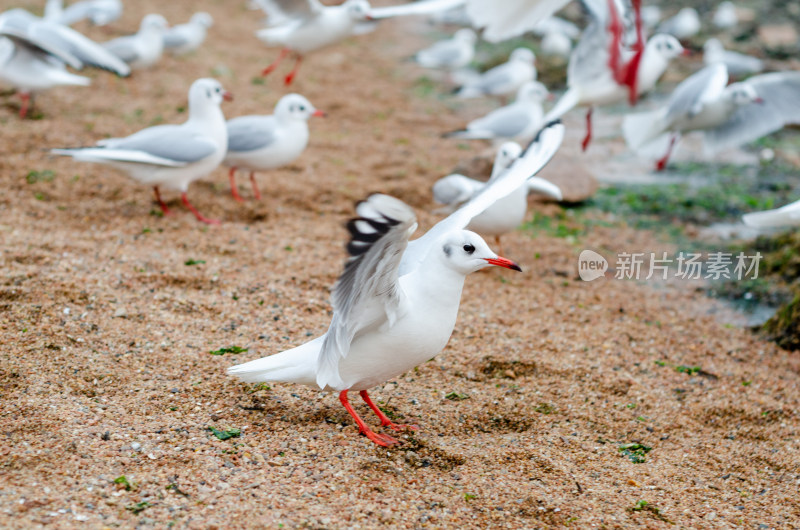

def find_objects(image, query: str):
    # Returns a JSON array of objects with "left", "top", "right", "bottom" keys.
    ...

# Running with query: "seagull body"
[
  {"left": 703, "top": 38, "right": 763, "bottom": 76},
  {"left": 51, "top": 78, "right": 232, "bottom": 224},
  {"left": 433, "top": 142, "right": 562, "bottom": 248},
  {"left": 544, "top": 6, "right": 684, "bottom": 152},
  {"left": 455, "top": 47, "right": 536, "bottom": 98},
  {"left": 257, "top": 0, "right": 463, "bottom": 84},
  {"left": 103, "top": 14, "right": 167, "bottom": 69},
  {"left": 743, "top": 200, "right": 800, "bottom": 228},
  {"left": 163, "top": 12, "right": 213, "bottom": 56},
  {"left": 0, "top": 8, "right": 129, "bottom": 116},
  {"left": 415, "top": 28, "right": 476, "bottom": 70},
  {"left": 228, "top": 122, "right": 565, "bottom": 446},
  {"left": 657, "top": 7, "right": 700, "bottom": 39},
  {"left": 223, "top": 93, "right": 324, "bottom": 201},
  {"left": 540, "top": 29, "right": 572, "bottom": 57},
  {"left": 622, "top": 64, "right": 800, "bottom": 169},
  {"left": 445, "top": 81, "right": 549, "bottom": 142},
  {"left": 465, "top": 0, "right": 571, "bottom": 42}
]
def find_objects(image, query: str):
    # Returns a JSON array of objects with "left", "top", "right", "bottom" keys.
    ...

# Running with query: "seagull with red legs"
[
  {"left": 622, "top": 65, "right": 800, "bottom": 171},
  {"left": 254, "top": 0, "right": 467, "bottom": 85},
  {"left": 51, "top": 78, "right": 232, "bottom": 224},
  {"left": 228, "top": 121, "right": 565, "bottom": 447},
  {"left": 543, "top": 0, "right": 683, "bottom": 151},
  {"left": 223, "top": 93, "right": 324, "bottom": 202}
]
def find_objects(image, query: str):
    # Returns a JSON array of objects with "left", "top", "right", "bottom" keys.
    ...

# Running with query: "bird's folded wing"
[
  {"left": 432, "top": 174, "right": 482, "bottom": 206},
  {"left": 227, "top": 116, "right": 279, "bottom": 153},
  {"left": 470, "top": 104, "right": 532, "bottom": 138},
  {"left": 666, "top": 63, "right": 727, "bottom": 120},
  {"left": 102, "top": 37, "right": 139, "bottom": 64},
  {"left": 163, "top": 28, "right": 191, "bottom": 49},
  {"left": 400, "top": 120, "right": 564, "bottom": 274},
  {"left": 316, "top": 194, "right": 418, "bottom": 389},
  {"left": 369, "top": 0, "right": 466, "bottom": 19},
  {"left": 0, "top": 11, "right": 83, "bottom": 68},
  {"left": 467, "top": 0, "right": 570, "bottom": 43},
  {"left": 98, "top": 125, "right": 219, "bottom": 164},
  {"left": 51, "top": 147, "right": 188, "bottom": 167},
  {"left": 705, "top": 72, "right": 800, "bottom": 154}
]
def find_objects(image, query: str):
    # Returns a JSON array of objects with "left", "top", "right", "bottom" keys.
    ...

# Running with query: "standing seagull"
[
  {"left": 433, "top": 141, "right": 562, "bottom": 252},
  {"left": 223, "top": 93, "right": 325, "bottom": 202},
  {"left": 228, "top": 122, "right": 565, "bottom": 446},
  {"left": 163, "top": 12, "right": 214, "bottom": 56},
  {"left": 51, "top": 78, "right": 232, "bottom": 224},
  {"left": 622, "top": 65, "right": 800, "bottom": 169},
  {"left": 103, "top": 14, "right": 168, "bottom": 69},
  {"left": 544, "top": 0, "right": 683, "bottom": 150},
  {"left": 444, "top": 81, "right": 549, "bottom": 143},
  {"left": 256, "top": 0, "right": 465, "bottom": 85},
  {"left": 415, "top": 28, "right": 477, "bottom": 72},
  {"left": 0, "top": 8, "right": 129, "bottom": 116},
  {"left": 455, "top": 47, "right": 536, "bottom": 99}
]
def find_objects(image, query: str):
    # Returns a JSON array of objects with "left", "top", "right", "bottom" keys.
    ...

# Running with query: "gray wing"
[
  {"left": 226, "top": 116, "right": 279, "bottom": 153},
  {"left": 666, "top": 63, "right": 728, "bottom": 121},
  {"left": 469, "top": 104, "right": 532, "bottom": 138},
  {"left": 102, "top": 35, "right": 139, "bottom": 64},
  {"left": 316, "top": 194, "right": 418, "bottom": 389},
  {"left": 706, "top": 72, "right": 800, "bottom": 153},
  {"left": 474, "top": 64, "right": 515, "bottom": 93},
  {"left": 401, "top": 120, "right": 564, "bottom": 275},
  {"left": 163, "top": 27, "right": 190, "bottom": 49},
  {"left": 417, "top": 40, "right": 462, "bottom": 67},
  {"left": 0, "top": 12, "right": 83, "bottom": 68},
  {"left": 567, "top": 1, "right": 609, "bottom": 85},
  {"left": 433, "top": 174, "right": 483, "bottom": 206},
  {"left": 102, "top": 124, "right": 218, "bottom": 164}
]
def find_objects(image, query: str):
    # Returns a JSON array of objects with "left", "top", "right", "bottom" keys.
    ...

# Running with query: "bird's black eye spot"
[
  {"left": 299, "top": 105, "right": 305, "bottom": 111},
  {"left": 463, "top": 244, "right": 475, "bottom": 254}
]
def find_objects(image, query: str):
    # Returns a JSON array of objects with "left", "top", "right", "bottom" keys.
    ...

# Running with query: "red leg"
[
  {"left": 18, "top": 92, "right": 30, "bottom": 118},
  {"left": 359, "top": 390, "right": 418, "bottom": 432},
  {"left": 262, "top": 48, "right": 289, "bottom": 76},
  {"left": 249, "top": 171, "right": 262, "bottom": 200},
  {"left": 581, "top": 108, "right": 593, "bottom": 152},
  {"left": 153, "top": 186, "right": 171, "bottom": 216},
  {"left": 228, "top": 167, "right": 244, "bottom": 202},
  {"left": 339, "top": 391, "right": 400, "bottom": 447},
  {"left": 284, "top": 54, "right": 302, "bottom": 86},
  {"left": 181, "top": 192, "right": 220, "bottom": 225},
  {"left": 655, "top": 134, "right": 678, "bottom": 171}
]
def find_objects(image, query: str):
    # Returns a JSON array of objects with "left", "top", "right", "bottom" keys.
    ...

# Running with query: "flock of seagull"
[{"left": 3, "top": 0, "right": 800, "bottom": 446}]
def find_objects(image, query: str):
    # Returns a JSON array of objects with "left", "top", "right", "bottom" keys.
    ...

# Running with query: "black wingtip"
[{"left": 523, "top": 119, "right": 562, "bottom": 153}]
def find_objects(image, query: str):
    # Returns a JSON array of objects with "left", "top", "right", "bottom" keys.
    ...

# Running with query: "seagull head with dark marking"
[
  {"left": 345, "top": 0, "right": 371, "bottom": 21},
  {"left": 439, "top": 230, "right": 521, "bottom": 275},
  {"left": 275, "top": 93, "right": 325, "bottom": 122}
]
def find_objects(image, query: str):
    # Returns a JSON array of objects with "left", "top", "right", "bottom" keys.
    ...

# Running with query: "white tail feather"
[
  {"left": 622, "top": 109, "right": 667, "bottom": 151},
  {"left": 227, "top": 336, "right": 323, "bottom": 386}
]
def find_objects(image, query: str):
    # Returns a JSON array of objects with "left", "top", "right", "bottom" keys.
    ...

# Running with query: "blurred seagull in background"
[
  {"left": 256, "top": 0, "right": 466, "bottom": 85},
  {"left": 703, "top": 38, "right": 763, "bottom": 76},
  {"left": 623, "top": 65, "right": 800, "bottom": 170},
  {"left": 103, "top": 13, "right": 168, "bottom": 69},
  {"left": 445, "top": 81, "right": 549, "bottom": 143},
  {"left": 223, "top": 93, "right": 324, "bottom": 202},
  {"left": 227, "top": 122, "right": 564, "bottom": 447},
  {"left": 51, "top": 78, "right": 232, "bottom": 224},
  {"left": 415, "top": 28, "right": 476, "bottom": 71},
  {"left": 712, "top": 1, "right": 738, "bottom": 30},
  {"left": 455, "top": 47, "right": 536, "bottom": 99},
  {"left": 657, "top": 7, "right": 700, "bottom": 39},
  {"left": 544, "top": 0, "right": 684, "bottom": 150},
  {"left": 45, "top": 0, "right": 123, "bottom": 27},
  {"left": 433, "top": 141, "right": 562, "bottom": 251},
  {"left": 163, "top": 12, "right": 213, "bottom": 56},
  {"left": 0, "top": 7, "right": 129, "bottom": 116}
]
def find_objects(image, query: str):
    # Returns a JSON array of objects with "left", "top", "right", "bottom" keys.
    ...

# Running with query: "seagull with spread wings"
[{"left": 228, "top": 122, "right": 564, "bottom": 446}]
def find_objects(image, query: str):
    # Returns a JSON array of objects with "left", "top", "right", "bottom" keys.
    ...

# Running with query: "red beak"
[
  {"left": 754, "top": 97, "right": 765, "bottom": 104},
  {"left": 681, "top": 48, "right": 691, "bottom": 56},
  {"left": 223, "top": 91, "right": 233, "bottom": 102},
  {"left": 312, "top": 109, "right": 327, "bottom": 117},
  {"left": 485, "top": 257, "right": 522, "bottom": 272}
]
